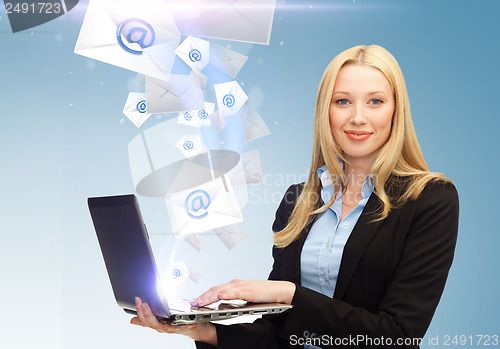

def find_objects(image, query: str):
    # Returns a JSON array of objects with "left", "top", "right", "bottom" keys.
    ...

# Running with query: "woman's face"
[{"left": 329, "top": 64, "right": 395, "bottom": 165}]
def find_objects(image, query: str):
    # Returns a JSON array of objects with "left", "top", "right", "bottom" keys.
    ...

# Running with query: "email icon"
[
  {"left": 238, "top": 103, "right": 271, "bottom": 141},
  {"left": 122, "top": 92, "right": 152, "bottom": 127},
  {"left": 175, "top": 36, "right": 210, "bottom": 72},
  {"left": 214, "top": 81, "right": 248, "bottom": 117},
  {"left": 146, "top": 72, "right": 205, "bottom": 114},
  {"left": 213, "top": 224, "right": 248, "bottom": 250},
  {"left": 175, "top": 134, "right": 204, "bottom": 159},
  {"left": 74, "top": 0, "right": 180, "bottom": 80},
  {"left": 166, "top": 0, "right": 277, "bottom": 45},
  {"left": 177, "top": 102, "right": 215, "bottom": 128},
  {"left": 227, "top": 149, "right": 263, "bottom": 185},
  {"left": 168, "top": 261, "right": 190, "bottom": 288},
  {"left": 210, "top": 43, "right": 248, "bottom": 78},
  {"left": 165, "top": 175, "right": 243, "bottom": 236}
]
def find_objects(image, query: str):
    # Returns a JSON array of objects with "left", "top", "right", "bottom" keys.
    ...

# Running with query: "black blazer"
[{"left": 197, "top": 178, "right": 459, "bottom": 348}]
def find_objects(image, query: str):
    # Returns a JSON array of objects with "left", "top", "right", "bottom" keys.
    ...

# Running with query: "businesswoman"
[{"left": 131, "top": 44, "right": 459, "bottom": 348}]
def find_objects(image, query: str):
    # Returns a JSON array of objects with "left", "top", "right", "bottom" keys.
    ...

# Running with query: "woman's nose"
[{"left": 349, "top": 104, "right": 367, "bottom": 125}]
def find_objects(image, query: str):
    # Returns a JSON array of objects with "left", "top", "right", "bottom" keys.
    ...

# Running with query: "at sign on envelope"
[
  {"left": 175, "top": 36, "right": 210, "bottom": 72},
  {"left": 74, "top": 0, "right": 180, "bottom": 80},
  {"left": 166, "top": 0, "right": 277, "bottom": 45},
  {"left": 123, "top": 92, "right": 152, "bottom": 128},
  {"left": 146, "top": 72, "right": 205, "bottom": 114},
  {"left": 214, "top": 81, "right": 248, "bottom": 117},
  {"left": 165, "top": 176, "right": 243, "bottom": 236}
]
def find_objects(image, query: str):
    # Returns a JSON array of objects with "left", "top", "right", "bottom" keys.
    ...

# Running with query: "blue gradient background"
[{"left": 1, "top": 0, "right": 499, "bottom": 348}]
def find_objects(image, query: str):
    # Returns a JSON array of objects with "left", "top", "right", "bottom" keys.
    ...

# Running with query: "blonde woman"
[{"left": 131, "top": 45, "right": 459, "bottom": 349}]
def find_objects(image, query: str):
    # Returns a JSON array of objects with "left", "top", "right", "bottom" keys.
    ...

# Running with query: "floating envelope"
[
  {"left": 213, "top": 224, "right": 248, "bottom": 250},
  {"left": 175, "top": 36, "right": 210, "bottom": 72},
  {"left": 188, "top": 269, "right": 202, "bottom": 283},
  {"left": 129, "top": 73, "right": 146, "bottom": 92},
  {"left": 227, "top": 149, "right": 263, "bottom": 185},
  {"left": 238, "top": 103, "right": 271, "bottom": 141},
  {"left": 214, "top": 81, "right": 248, "bottom": 117},
  {"left": 165, "top": 175, "right": 243, "bottom": 236},
  {"left": 208, "top": 110, "right": 226, "bottom": 132},
  {"left": 177, "top": 102, "right": 215, "bottom": 128},
  {"left": 146, "top": 72, "right": 205, "bottom": 113},
  {"left": 74, "top": 0, "right": 180, "bottom": 80},
  {"left": 174, "top": 134, "right": 203, "bottom": 159},
  {"left": 184, "top": 234, "right": 204, "bottom": 252},
  {"left": 168, "top": 261, "right": 190, "bottom": 288},
  {"left": 210, "top": 44, "right": 248, "bottom": 78},
  {"left": 192, "top": 71, "right": 209, "bottom": 90},
  {"left": 122, "top": 92, "right": 152, "bottom": 127},
  {"left": 166, "top": 0, "right": 277, "bottom": 45}
]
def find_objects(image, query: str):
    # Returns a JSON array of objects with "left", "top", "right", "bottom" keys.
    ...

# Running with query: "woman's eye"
[
  {"left": 336, "top": 99, "right": 349, "bottom": 106},
  {"left": 370, "top": 99, "right": 383, "bottom": 105}
]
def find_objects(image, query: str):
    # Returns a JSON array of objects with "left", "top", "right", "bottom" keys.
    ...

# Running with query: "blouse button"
[{"left": 343, "top": 221, "right": 349, "bottom": 226}]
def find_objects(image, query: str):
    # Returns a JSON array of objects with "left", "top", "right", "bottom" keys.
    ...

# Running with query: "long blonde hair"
[{"left": 273, "top": 45, "right": 451, "bottom": 248}]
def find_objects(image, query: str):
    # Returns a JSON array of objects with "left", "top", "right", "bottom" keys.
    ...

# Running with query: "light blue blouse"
[{"left": 300, "top": 164, "right": 373, "bottom": 348}]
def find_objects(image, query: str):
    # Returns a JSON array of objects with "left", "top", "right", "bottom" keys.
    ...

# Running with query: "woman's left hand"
[
  {"left": 131, "top": 297, "right": 217, "bottom": 345},
  {"left": 190, "top": 280, "right": 296, "bottom": 308}
]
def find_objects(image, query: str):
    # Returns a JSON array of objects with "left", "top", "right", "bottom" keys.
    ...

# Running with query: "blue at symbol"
[
  {"left": 198, "top": 110, "right": 208, "bottom": 119},
  {"left": 223, "top": 94, "right": 235, "bottom": 108},
  {"left": 183, "top": 141, "right": 194, "bottom": 150},
  {"left": 189, "top": 49, "right": 202, "bottom": 62},
  {"left": 172, "top": 269, "right": 181, "bottom": 278},
  {"left": 184, "top": 111, "right": 193, "bottom": 121},
  {"left": 185, "top": 190, "right": 211, "bottom": 219},
  {"left": 136, "top": 100, "right": 147, "bottom": 113},
  {"left": 117, "top": 18, "right": 156, "bottom": 55}
]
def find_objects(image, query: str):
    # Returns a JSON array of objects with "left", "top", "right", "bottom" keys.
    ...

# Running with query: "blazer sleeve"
[
  {"left": 281, "top": 180, "right": 459, "bottom": 348},
  {"left": 195, "top": 185, "right": 302, "bottom": 349}
]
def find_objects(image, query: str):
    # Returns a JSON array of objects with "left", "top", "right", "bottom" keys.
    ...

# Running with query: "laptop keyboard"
[{"left": 168, "top": 298, "right": 194, "bottom": 313}]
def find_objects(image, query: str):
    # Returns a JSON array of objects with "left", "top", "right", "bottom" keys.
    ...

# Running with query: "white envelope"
[
  {"left": 210, "top": 44, "right": 248, "bottom": 78},
  {"left": 74, "top": 0, "right": 180, "bottom": 80},
  {"left": 177, "top": 102, "right": 215, "bottom": 128},
  {"left": 208, "top": 110, "right": 226, "bottom": 132},
  {"left": 227, "top": 149, "right": 263, "bottom": 185},
  {"left": 175, "top": 36, "right": 210, "bottom": 72},
  {"left": 165, "top": 176, "right": 243, "bottom": 236},
  {"left": 174, "top": 134, "right": 204, "bottom": 159},
  {"left": 166, "top": 0, "right": 277, "bottom": 45},
  {"left": 146, "top": 72, "right": 205, "bottom": 113},
  {"left": 122, "top": 92, "right": 152, "bottom": 127},
  {"left": 238, "top": 103, "right": 271, "bottom": 141},
  {"left": 213, "top": 224, "right": 248, "bottom": 250},
  {"left": 184, "top": 234, "right": 204, "bottom": 252},
  {"left": 188, "top": 268, "right": 202, "bottom": 283},
  {"left": 192, "top": 71, "right": 209, "bottom": 90},
  {"left": 214, "top": 81, "right": 248, "bottom": 117},
  {"left": 168, "top": 261, "right": 190, "bottom": 288}
]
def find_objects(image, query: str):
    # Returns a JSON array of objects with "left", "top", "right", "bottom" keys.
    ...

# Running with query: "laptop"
[{"left": 88, "top": 194, "right": 292, "bottom": 325}]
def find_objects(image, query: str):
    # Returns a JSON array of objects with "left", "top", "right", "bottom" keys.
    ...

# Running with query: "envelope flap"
[{"left": 151, "top": 74, "right": 201, "bottom": 98}]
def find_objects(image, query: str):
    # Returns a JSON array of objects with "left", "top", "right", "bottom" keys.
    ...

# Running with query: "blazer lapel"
[{"left": 333, "top": 193, "right": 384, "bottom": 299}]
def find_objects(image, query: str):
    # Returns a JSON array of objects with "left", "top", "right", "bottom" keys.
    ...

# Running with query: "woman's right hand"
[{"left": 130, "top": 297, "right": 217, "bottom": 346}]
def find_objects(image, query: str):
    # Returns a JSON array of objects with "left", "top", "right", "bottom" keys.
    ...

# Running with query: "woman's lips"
[{"left": 345, "top": 130, "right": 372, "bottom": 141}]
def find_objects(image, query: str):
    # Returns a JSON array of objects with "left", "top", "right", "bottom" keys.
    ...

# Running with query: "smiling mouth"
[{"left": 345, "top": 131, "right": 372, "bottom": 141}]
